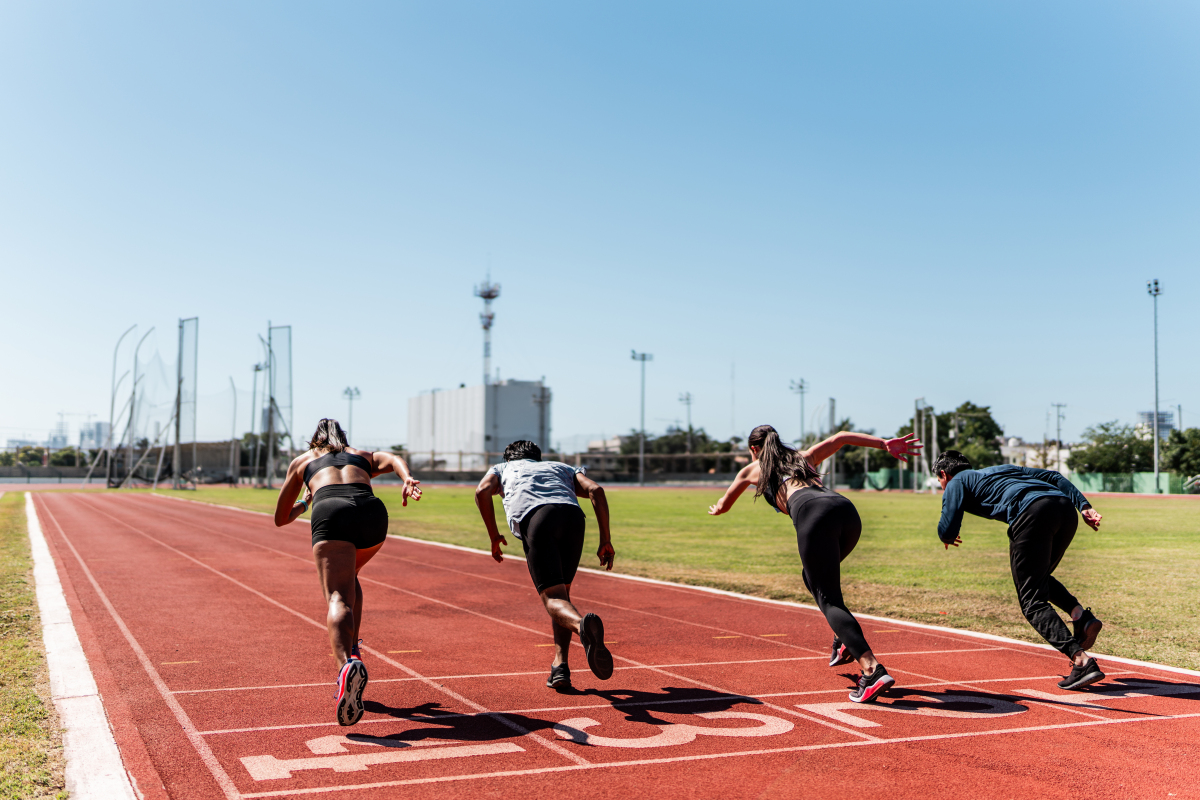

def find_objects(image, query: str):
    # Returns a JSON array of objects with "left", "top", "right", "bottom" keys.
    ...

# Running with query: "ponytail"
[
  {"left": 308, "top": 418, "right": 348, "bottom": 453},
  {"left": 748, "top": 424, "right": 821, "bottom": 501}
]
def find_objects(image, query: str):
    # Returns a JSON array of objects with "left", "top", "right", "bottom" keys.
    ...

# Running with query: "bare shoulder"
[
  {"left": 739, "top": 461, "right": 761, "bottom": 481},
  {"left": 346, "top": 446, "right": 375, "bottom": 458},
  {"left": 291, "top": 449, "right": 317, "bottom": 468}
]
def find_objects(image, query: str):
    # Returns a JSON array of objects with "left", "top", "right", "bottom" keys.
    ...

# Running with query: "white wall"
[{"left": 407, "top": 380, "right": 550, "bottom": 469}]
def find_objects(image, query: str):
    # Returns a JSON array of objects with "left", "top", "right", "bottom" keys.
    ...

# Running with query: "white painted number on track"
[
  {"left": 798, "top": 694, "right": 1026, "bottom": 728},
  {"left": 240, "top": 734, "right": 524, "bottom": 780},
  {"left": 552, "top": 711, "right": 793, "bottom": 748}
]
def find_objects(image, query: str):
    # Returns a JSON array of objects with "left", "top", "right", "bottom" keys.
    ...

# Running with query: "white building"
[{"left": 407, "top": 380, "right": 551, "bottom": 470}]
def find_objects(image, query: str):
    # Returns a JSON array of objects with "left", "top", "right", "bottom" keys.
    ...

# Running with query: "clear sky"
[{"left": 2, "top": 1, "right": 1197, "bottom": 451}]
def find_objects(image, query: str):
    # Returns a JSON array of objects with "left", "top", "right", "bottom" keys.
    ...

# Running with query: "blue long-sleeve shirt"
[{"left": 937, "top": 465, "right": 1091, "bottom": 544}]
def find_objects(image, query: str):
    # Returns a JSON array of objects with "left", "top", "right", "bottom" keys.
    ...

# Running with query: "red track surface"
[{"left": 33, "top": 492, "right": 1200, "bottom": 799}]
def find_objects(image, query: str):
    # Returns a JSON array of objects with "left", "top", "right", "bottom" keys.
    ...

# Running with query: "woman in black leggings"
[{"left": 709, "top": 425, "right": 921, "bottom": 703}]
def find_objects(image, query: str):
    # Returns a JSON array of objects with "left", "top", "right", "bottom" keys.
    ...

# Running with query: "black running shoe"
[
  {"left": 580, "top": 613, "right": 613, "bottom": 680},
  {"left": 1073, "top": 608, "right": 1103, "bottom": 652},
  {"left": 1058, "top": 657, "right": 1104, "bottom": 691},
  {"left": 829, "top": 637, "right": 854, "bottom": 667},
  {"left": 335, "top": 658, "right": 368, "bottom": 726},
  {"left": 848, "top": 665, "right": 895, "bottom": 704},
  {"left": 546, "top": 663, "right": 571, "bottom": 690}
]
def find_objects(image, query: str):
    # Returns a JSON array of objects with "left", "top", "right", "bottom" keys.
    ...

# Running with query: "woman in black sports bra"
[
  {"left": 274, "top": 418, "right": 421, "bottom": 726},
  {"left": 708, "top": 424, "right": 920, "bottom": 704}
]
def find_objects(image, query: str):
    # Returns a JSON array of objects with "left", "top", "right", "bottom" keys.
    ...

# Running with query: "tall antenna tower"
[{"left": 474, "top": 276, "right": 501, "bottom": 385}]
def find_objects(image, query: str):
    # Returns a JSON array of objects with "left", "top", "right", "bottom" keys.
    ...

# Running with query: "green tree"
[
  {"left": 1067, "top": 421, "right": 1155, "bottom": 473},
  {"left": 893, "top": 401, "right": 1004, "bottom": 469},
  {"left": 1163, "top": 428, "right": 1200, "bottom": 478},
  {"left": 0, "top": 451, "right": 14, "bottom": 467},
  {"left": 17, "top": 447, "right": 45, "bottom": 466},
  {"left": 620, "top": 427, "right": 733, "bottom": 456},
  {"left": 49, "top": 447, "right": 86, "bottom": 467}
]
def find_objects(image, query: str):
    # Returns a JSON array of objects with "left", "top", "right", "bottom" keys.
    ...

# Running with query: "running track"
[{"left": 31, "top": 492, "right": 1200, "bottom": 799}]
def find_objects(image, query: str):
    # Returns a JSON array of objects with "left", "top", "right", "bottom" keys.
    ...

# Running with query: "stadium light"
[
  {"left": 790, "top": 379, "right": 807, "bottom": 444},
  {"left": 343, "top": 387, "right": 361, "bottom": 445},
  {"left": 631, "top": 350, "right": 653, "bottom": 485},
  {"left": 1148, "top": 279, "right": 1163, "bottom": 493}
]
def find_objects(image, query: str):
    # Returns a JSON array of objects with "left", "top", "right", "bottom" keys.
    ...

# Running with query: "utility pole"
[
  {"left": 679, "top": 392, "right": 693, "bottom": 474},
  {"left": 343, "top": 387, "right": 361, "bottom": 444},
  {"left": 475, "top": 277, "right": 501, "bottom": 387},
  {"left": 790, "top": 379, "right": 807, "bottom": 444},
  {"left": 533, "top": 378, "right": 551, "bottom": 449},
  {"left": 914, "top": 398, "right": 925, "bottom": 492},
  {"left": 631, "top": 350, "right": 653, "bottom": 485},
  {"left": 1052, "top": 403, "right": 1067, "bottom": 473},
  {"left": 228, "top": 377, "right": 238, "bottom": 484},
  {"left": 250, "top": 360, "right": 264, "bottom": 485},
  {"left": 266, "top": 324, "right": 276, "bottom": 488},
  {"left": 1148, "top": 279, "right": 1163, "bottom": 493},
  {"left": 828, "top": 399, "right": 837, "bottom": 489}
]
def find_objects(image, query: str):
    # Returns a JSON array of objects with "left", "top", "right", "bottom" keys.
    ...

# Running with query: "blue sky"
[{"left": 2, "top": 1, "right": 1197, "bottom": 450}]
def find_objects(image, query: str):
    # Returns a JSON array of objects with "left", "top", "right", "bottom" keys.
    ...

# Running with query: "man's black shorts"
[{"left": 518, "top": 503, "right": 586, "bottom": 593}]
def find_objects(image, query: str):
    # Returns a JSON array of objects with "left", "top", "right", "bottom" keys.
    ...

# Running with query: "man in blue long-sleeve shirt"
[{"left": 933, "top": 450, "right": 1106, "bottom": 690}]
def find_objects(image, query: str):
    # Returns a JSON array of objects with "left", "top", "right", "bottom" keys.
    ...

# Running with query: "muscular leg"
[
  {"left": 351, "top": 544, "right": 383, "bottom": 645},
  {"left": 313, "top": 540, "right": 358, "bottom": 666},
  {"left": 541, "top": 583, "right": 580, "bottom": 667}
]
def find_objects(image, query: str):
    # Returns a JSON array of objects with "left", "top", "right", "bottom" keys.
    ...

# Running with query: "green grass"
[
  {"left": 0, "top": 492, "right": 67, "bottom": 799},
  {"left": 156, "top": 485, "right": 1200, "bottom": 670}
]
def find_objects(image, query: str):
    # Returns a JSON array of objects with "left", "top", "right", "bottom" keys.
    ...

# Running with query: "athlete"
[
  {"left": 709, "top": 425, "right": 922, "bottom": 703},
  {"left": 475, "top": 440, "right": 615, "bottom": 691},
  {"left": 933, "top": 450, "right": 1105, "bottom": 690},
  {"left": 274, "top": 418, "right": 421, "bottom": 725}
]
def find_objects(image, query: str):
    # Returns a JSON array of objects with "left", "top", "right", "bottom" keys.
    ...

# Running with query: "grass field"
[
  {"left": 156, "top": 484, "right": 1200, "bottom": 671},
  {"left": 0, "top": 492, "right": 66, "bottom": 799}
]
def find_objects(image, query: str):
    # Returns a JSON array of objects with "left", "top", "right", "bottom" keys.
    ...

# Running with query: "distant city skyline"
[{"left": 2, "top": 3, "right": 1197, "bottom": 451}]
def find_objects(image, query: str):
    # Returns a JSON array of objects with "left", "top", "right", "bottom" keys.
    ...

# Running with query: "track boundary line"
[
  {"left": 35, "top": 495, "right": 241, "bottom": 799},
  {"left": 142, "top": 492, "right": 1200, "bottom": 677},
  {"left": 233, "top": 708, "right": 1200, "bottom": 797},
  {"left": 25, "top": 493, "right": 139, "bottom": 800}
]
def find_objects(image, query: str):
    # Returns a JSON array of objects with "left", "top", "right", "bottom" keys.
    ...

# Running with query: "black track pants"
[
  {"left": 788, "top": 490, "right": 870, "bottom": 659},
  {"left": 1008, "top": 496, "right": 1082, "bottom": 657}
]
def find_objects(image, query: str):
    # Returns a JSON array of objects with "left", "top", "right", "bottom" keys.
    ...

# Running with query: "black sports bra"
[{"left": 303, "top": 450, "right": 373, "bottom": 487}]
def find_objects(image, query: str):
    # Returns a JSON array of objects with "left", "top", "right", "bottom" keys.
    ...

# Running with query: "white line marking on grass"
[
  {"left": 34, "top": 494, "right": 224, "bottom": 799},
  {"left": 235, "top": 710, "right": 1200, "bottom": 797}
]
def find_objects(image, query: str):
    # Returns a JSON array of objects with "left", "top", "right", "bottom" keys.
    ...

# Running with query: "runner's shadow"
[
  {"left": 361, "top": 700, "right": 459, "bottom": 719},
  {"left": 1088, "top": 677, "right": 1200, "bottom": 701}
]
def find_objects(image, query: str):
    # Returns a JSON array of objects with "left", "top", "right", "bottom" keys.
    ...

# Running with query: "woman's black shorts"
[
  {"left": 518, "top": 503, "right": 586, "bottom": 593},
  {"left": 310, "top": 483, "right": 388, "bottom": 549}
]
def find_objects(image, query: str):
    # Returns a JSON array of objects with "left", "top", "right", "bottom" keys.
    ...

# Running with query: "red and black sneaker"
[
  {"left": 829, "top": 637, "right": 854, "bottom": 667},
  {"left": 335, "top": 659, "right": 368, "bottom": 726},
  {"left": 849, "top": 665, "right": 894, "bottom": 704}
]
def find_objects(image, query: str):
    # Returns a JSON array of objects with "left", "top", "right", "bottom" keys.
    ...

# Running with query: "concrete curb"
[{"left": 26, "top": 493, "right": 138, "bottom": 799}]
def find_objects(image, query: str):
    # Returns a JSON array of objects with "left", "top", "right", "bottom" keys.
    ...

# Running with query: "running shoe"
[
  {"left": 546, "top": 663, "right": 572, "bottom": 690},
  {"left": 335, "top": 658, "right": 368, "bottom": 726},
  {"left": 1073, "top": 608, "right": 1103, "bottom": 652},
  {"left": 1057, "top": 657, "right": 1104, "bottom": 691},
  {"left": 848, "top": 665, "right": 894, "bottom": 704},
  {"left": 350, "top": 639, "right": 363, "bottom": 661},
  {"left": 829, "top": 637, "right": 854, "bottom": 667},
  {"left": 580, "top": 613, "right": 614, "bottom": 680}
]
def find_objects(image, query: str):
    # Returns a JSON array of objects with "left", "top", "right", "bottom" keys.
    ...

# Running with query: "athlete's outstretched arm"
[
  {"left": 803, "top": 432, "right": 922, "bottom": 467},
  {"left": 474, "top": 472, "right": 508, "bottom": 563},
  {"left": 369, "top": 450, "right": 422, "bottom": 506},
  {"left": 574, "top": 472, "right": 614, "bottom": 570},
  {"left": 273, "top": 458, "right": 308, "bottom": 527},
  {"left": 709, "top": 461, "right": 760, "bottom": 515}
]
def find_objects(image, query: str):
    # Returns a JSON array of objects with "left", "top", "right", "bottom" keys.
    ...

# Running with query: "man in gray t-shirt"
[{"left": 476, "top": 439, "right": 615, "bottom": 691}]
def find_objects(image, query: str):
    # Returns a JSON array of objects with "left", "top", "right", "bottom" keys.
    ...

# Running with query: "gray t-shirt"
[{"left": 489, "top": 459, "right": 582, "bottom": 538}]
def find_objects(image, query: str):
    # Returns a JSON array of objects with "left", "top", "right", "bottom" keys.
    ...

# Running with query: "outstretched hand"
[
  {"left": 708, "top": 502, "right": 727, "bottom": 516},
  {"left": 403, "top": 477, "right": 422, "bottom": 507},
  {"left": 885, "top": 433, "right": 923, "bottom": 463},
  {"left": 944, "top": 535, "right": 962, "bottom": 550},
  {"left": 490, "top": 535, "right": 508, "bottom": 563},
  {"left": 597, "top": 541, "right": 615, "bottom": 571},
  {"left": 1082, "top": 508, "right": 1102, "bottom": 531}
]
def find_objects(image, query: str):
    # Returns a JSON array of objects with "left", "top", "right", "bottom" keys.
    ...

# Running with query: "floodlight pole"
[
  {"left": 344, "top": 387, "right": 361, "bottom": 444},
  {"left": 229, "top": 377, "right": 238, "bottom": 484},
  {"left": 679, "top": 392, "right": 693, "bottom": 473},
  {"left": 790, "top": 379, "right": 807, "bottom": 444},
  {"left": 631, "top": 350, "right": 653, "bottom": 485},
  {"left": 1148, "top": 279, "right": 1162, "bottom": 493},
  {"left": 1052, "top": 403, "right": 1067, "bottom": 473},
  {"left": 475, "top": 277, "right": 501, "bottom": 386}
]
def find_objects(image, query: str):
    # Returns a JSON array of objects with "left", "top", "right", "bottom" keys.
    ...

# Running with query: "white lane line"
[
  {"left": 75, "top": 493, "right": 589, "bottom": 768},
  {"left": 236, "top": 709, "right": 1200, "bottom": 797},
  {"left": 173, "top": 647, "right": 1008, "bottom": 696},
  {"left": 35, "top": 494, "right": 233, "bottom": 799}
]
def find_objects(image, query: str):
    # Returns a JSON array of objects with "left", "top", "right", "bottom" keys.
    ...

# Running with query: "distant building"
[
  {"left": 5, "top": 439, "right": 39, "bottom": 449},
  {"left": 406, "top": 380, "right": 551, "bottom": 470},
  {"left": 588, "top": 437, "right": 623, "bottom": 453},
  {"left": 80, "top": 422, "right": 111, "bottom": 450},
  {"left": 1000, "top": 437, "right": 1074, "bottom": 474},
  {"left": 1137, "top": 411, "right": 1174, "bottom": 438}
]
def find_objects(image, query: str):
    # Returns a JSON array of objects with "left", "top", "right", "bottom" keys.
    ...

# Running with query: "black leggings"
[
  {"left": 310, "top": 483, "right": 389, "bottom": 549},
  {"left": 1008, "top": 496, "right": 1082, "bottom": 657},
  {"left": 788, "top": 489, "right": 871, "bottom": 659},
  {"left": 519, "top": 504, "right": 586, "bottom": 593}
]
